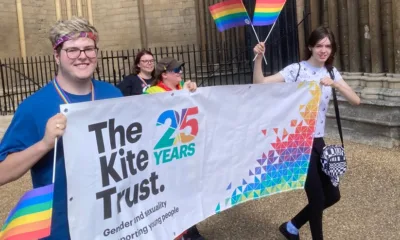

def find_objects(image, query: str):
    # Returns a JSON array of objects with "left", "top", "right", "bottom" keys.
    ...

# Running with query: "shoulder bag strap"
[
  {"left": 295, "top": 62, "right": 301, "bottom": 82},
  {"left": 328, "top": 69, "right": 344, "bottom": 148}
]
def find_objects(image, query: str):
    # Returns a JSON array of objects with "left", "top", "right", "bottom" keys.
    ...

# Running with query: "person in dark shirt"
[{"left": 117, "top": 50, "right": 155, "bottom": 95}]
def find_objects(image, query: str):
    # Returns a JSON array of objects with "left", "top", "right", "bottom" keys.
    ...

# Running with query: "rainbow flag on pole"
[
  {"left": 0, "top": 184, "right": 54, "bottom": 240},
  {"left": 209, "top": 0, "right": 250, "bottom": 32},
  {"left": 252, "top": 0, "right": 286, "bottom": 26}
]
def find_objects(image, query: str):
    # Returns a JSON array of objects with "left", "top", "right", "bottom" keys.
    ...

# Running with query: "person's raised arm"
[{"left": 253, "top": 42, "right": 285, "bottom": 84}]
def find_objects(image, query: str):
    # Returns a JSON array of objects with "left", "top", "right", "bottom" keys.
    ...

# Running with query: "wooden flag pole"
[
  {"left": 52, "top": 138, "right": 57, "bottom": 184},
  {"left": 240, "top": 0, "right": 268, "bottom": 65},
  {"left": 252, "top": 20, "right": 278, "bottom": 61}
]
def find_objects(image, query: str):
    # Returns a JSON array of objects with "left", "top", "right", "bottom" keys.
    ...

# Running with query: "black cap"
[{"left": 155, "top": 57, "right": 185, "bottom": 79}]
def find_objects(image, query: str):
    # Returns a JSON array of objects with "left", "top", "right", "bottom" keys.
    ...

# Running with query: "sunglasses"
[{"left": 167, "top": 67, "right": 182, "bottom": 74}]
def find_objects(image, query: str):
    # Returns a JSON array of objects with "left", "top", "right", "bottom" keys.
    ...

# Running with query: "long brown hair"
[
  {"left": 151, "top": 72, "right": 164, "bottom": 86},
  {"left": 304, "top": 26, "right": 337, "bottom": 69},
  {"left": 133, "top": 50, "right": 155, "bottom": 78}
]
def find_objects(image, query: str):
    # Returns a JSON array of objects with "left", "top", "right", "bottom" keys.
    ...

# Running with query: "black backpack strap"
[
  {"left": 327, "top": 68, "right": 344, "bottom": 148},
  {"left": 295, "top": 62, "right": 300, "bottom": 82}
]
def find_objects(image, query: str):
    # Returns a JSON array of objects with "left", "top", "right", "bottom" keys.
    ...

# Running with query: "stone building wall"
[
  {"left": 0, "top": 0, "right": 199, "bottom": 59},
  {"left": 0, "top": 0, "right": 21, "bottom": 59}
]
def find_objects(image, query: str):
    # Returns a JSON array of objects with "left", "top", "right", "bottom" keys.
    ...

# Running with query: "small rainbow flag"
[
  {"left": 209, "top": 0, "right": 250, "bottom": 32},
  {"left": 253, "top": 0, "right": 286, "bottom": 26},
  {"left": 0, "top": 184, "right": 54, "bottom": 240}
]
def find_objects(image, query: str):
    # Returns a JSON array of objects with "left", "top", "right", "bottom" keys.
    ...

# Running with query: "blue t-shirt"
[{"left": 0, "top": 79, "right": 122, "bottom": 239}]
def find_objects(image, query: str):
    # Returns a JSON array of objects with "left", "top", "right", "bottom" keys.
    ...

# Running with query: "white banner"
[{"left": 62, "top": 82, "right": 321, "bottom": 240}]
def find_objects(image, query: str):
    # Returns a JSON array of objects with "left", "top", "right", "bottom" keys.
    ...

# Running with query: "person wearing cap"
[
  {"left": 144, "top": 57, "right": 197, "bottom": 94},
  {"left": 0, "top": 17, "right": 122, "bottom": 239},
  {"left": 144, "top": 57, "right": 203, "bottom": 240},
  {"left": 117, "top": 49, "right": 155, "bottom": 96}
]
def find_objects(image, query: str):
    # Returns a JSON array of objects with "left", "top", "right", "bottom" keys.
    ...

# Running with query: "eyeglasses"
[
  {"left": 61, "top": 47, "right": 98, "bottom": 59},
  {"left": 140, "top": 59, "right": 155, "bottom": 64},
  {"left": 167, "top": 67, "right": 182, "bottom": 74}
]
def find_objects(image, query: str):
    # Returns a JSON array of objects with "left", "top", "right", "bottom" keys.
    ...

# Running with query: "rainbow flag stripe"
[
  {"left": 209, "top": 0, "right": 250, "bottom": 32},
  {"left": 253, "top": 0, "right": 286, "bottom": 26},
  {"left": 0, "top": 184, "right": 54, "bottom": 240},
  {"left": 144, "top": 81, "right": 184, "bottom": 94}
]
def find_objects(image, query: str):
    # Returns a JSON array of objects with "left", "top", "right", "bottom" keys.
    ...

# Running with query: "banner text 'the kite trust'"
[{"left": 88, "top": 119, "right": 165, "bottom": 219}]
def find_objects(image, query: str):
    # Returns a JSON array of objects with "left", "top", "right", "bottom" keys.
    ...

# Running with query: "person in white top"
[{"left": 253, "top": 26, "right": 360, "bottom": 240}]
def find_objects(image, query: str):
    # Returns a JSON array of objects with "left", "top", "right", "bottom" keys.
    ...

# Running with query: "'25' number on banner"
[{"left": 153, "top": 107, "right": 199, "bottom": 165}]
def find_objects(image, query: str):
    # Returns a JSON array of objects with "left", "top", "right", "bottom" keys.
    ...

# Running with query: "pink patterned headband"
[{"left": 53, "top": 31, "right": 97, "bottom": 49}]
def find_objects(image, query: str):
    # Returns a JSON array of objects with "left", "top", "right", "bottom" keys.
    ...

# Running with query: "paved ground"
[{"left": 0, "top": 138, "right": 399, "bottom": 239}]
